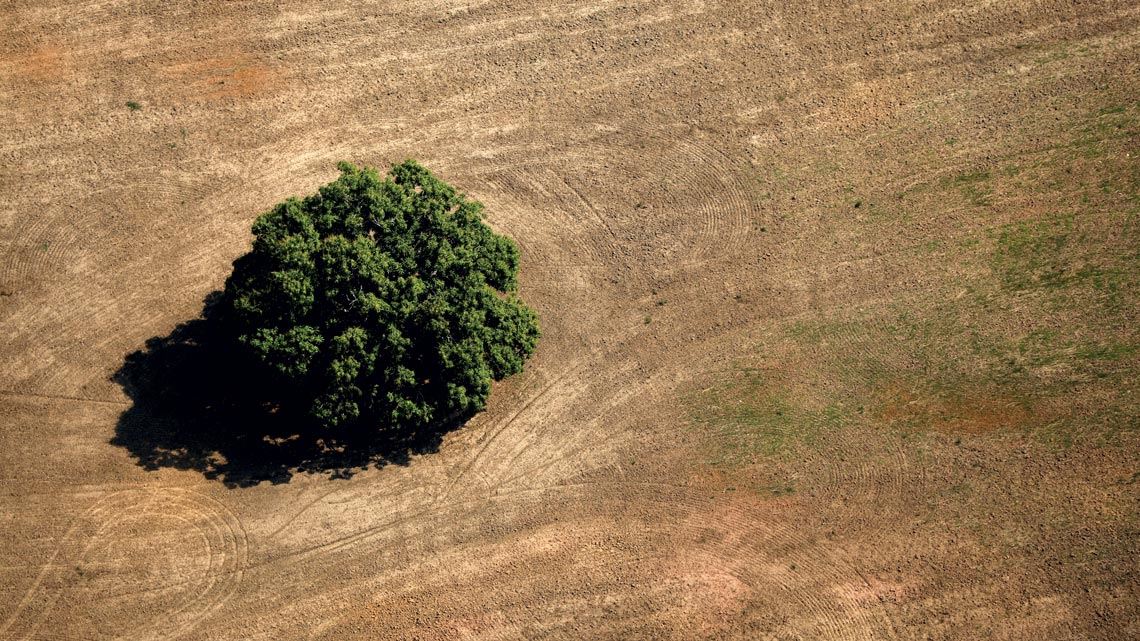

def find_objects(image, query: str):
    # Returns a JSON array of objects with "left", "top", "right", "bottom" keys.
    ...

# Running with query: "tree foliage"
[{"left": 220, "top": 160, "right": 539, "bottom": 437}]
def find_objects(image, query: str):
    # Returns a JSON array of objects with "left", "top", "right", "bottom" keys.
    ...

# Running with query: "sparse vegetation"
[
  {"left": 691, "top": 101, "right": 1138, "bottom": 455},
  {"left": 687, "top": 367, "right": 843, "bottom": 466},
  {"left": 950, "top": 170, "right": 993, "bottom": 206}
]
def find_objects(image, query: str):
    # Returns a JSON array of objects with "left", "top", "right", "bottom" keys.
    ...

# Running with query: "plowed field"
[{"left": 2, "top": 1, "right": 1138, "bottom": 639}]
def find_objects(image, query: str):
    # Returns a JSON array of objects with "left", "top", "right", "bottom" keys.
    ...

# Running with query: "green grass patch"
[
  {"left": 950, "top": 170, "right": 993, "bottom": 206},
  {"left": 990, "top": 214, "right": 1074, "bottom": 291},
  {"left": 777, "top": 290, "right": 1138, "bottom": 443},
  {"left": 989, "top": 210, "right": 1139, "bottom": 318},
  {"left": 696, "top": 98, "right": 1139, "bottom": 457},
  {"left": 767, "top": 484, "right": 797, "bottom": 497},
  {"left": 1070, "top": 103, "right": 1138, "bottom": 157},
  {"left": 686, "top": 368, "right": 848, "bottom": 467}
]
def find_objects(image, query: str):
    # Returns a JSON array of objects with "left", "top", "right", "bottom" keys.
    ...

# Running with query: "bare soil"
[{"left": 1, "top": 1, "right": 1138, "bottom": 639}]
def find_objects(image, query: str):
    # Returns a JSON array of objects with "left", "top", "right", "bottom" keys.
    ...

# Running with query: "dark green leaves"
[{"left": 221, "top": 161, "right": 539, "bottom": 435}]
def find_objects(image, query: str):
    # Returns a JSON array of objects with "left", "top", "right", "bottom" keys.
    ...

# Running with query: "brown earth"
[{"left": 1, "top": 1, "right": 1138, "bottom": 639}]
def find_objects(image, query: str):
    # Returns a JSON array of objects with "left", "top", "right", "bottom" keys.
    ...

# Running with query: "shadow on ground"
[{"left": 111, "top": 292, "right": 469, "bottom": 488}]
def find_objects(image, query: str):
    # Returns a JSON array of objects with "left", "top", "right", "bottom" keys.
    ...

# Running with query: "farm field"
[{"left": 1, "top": 1, "right": 1138, "bottom": 639}]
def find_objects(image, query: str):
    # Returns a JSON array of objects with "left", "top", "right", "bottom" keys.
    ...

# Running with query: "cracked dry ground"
[{"left": 1, "top": 1, "right": 1138, "bottom": 639}]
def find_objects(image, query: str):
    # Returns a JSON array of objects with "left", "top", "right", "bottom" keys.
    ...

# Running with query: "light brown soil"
[{"left": 2, "top": 1, "right": 1138, "bottom": 639}]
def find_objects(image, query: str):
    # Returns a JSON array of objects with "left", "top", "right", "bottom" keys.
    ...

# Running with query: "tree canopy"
[{"left": 220, "top": 160, "right": 539, "bottom": 438}]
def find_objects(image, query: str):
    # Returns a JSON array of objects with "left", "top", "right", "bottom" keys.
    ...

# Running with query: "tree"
[{"left": 220, "top": 160, "right": 539, "bottom": 439}]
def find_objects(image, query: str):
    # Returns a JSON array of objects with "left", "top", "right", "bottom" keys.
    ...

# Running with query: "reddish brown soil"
[{"left": 1, "top": 1, "right": 1138, "bottom": 639}]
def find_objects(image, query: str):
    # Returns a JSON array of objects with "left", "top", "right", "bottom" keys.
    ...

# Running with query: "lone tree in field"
[{"left": 220, "top": 160, "right": 539, "bottom": 438}]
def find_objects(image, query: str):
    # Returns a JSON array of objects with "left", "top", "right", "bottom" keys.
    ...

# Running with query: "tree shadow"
[{"left": 111, "top": 292, "right": 471, "bottom": 488}]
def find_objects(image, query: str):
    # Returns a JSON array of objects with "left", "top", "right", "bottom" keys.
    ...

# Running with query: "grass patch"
[
  {"left": 694, "top": 98, "right": 1139, "bottom": 461},
  {"left": 989, "top": 210, "right": 1138, "bottom": 316},
  {"left": 950, "top": 170, "right": 993, "bottom": 206},
  {"left": 991, "top": 214, "right": 1074, "bottom": 291},
  {"left": 686, "top": 367, "right": 847, "bottom": 467},
  {"left": 126, "top": 101, "right": 142, "bottom": 111},
  {"left": 1070, "top": 103, "right": 1137, "bottom": 157},
  {"left": 767, "top": 484, "right": 796, "bottom": 497},
  {"left": 777, "top": 290, "right": 1138, "bottom": 443}
]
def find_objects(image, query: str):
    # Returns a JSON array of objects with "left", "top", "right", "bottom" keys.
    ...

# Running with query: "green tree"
[{"left": 221, "top": 160, "right": 539, "bottom": 437}]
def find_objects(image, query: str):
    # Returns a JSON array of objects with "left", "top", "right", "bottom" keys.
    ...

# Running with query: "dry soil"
[{"left": 1, "top": 1, "right": 1138, "bottom": 639}]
